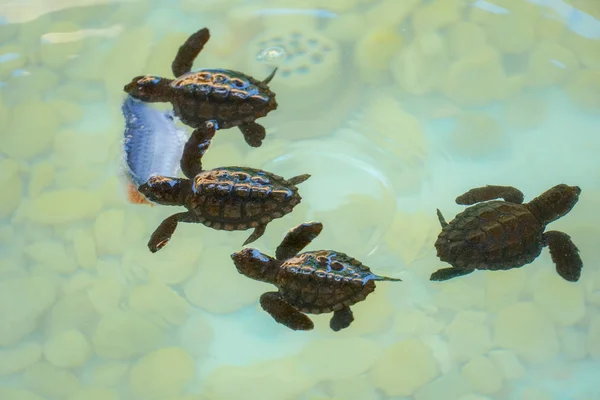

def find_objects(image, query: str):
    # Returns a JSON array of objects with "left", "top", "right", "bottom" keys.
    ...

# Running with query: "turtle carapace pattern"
[
  {"left": 123, "top": 27, "right": 278, "bottom": 148},
  {"left": 431, "top": 184, "right": 583, "bottom": 282},
  {"left": 231, "top": 222, "right": 402, "bottom": 332},
  {"left": 137, "top": 121, "right": 309, "bottom": 252}
]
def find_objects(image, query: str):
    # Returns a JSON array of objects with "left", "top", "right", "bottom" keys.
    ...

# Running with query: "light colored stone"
[
  {"left": 560, "top": 327, "right": 588, "bottom": 360},
  {"left": 204, "top": 357, "right": 313, "bottom": 400},
  {"left": 354, "top": 26, "right": 403, "bottom": 83},
  {"left": 67, "top": 387, "right": 120, "bottom": 400},
  {"left": 0, "top": 44, "right": 26, "bottom": 78},
  {"left": 129, "top": 282, "right": 192, "bottom": 327},
  {"left": 62, "top": 273, "right": 95, "bottom": 295},
  {"left": 494, "top": 302, "right": 559, "bottom": 364},
  {"left": 565, "top": 69, "right": 600, "bottom": 113},
  {"left": 414, "top": 370, "right": 472, "bottom": 400},
  {"left": 504, "top": 93, "right": 548, "bottom": 130},
  {"left": 129, "top": 347, "right": 195, "bottom": 400},
  {"left": 488, "top": 349, "right": 526, "bottom": 381},
  {"left": 40, "top": 21, "right": 83, "bottom": 69},
  {"left": 28, "top": 162, "right": 54, "bottom": 198},
  {"left": 519, "top": 387, "right": 552, "bottom": 400},
  {"left": 0, "top": 277, "right": 56, "bottom": 346},
  {"left": 25, "top": 240, "right": 77, "bottom": 274},
  {"left": 447, "top": 21, "right": 487, "bottom": 59},
  {"left": 371, "top": 339, "right": 439, "bottom": 396},
  {"left": 461, "top": 356, "right": 503, "bottom": 394},
  {"left": 102, "top": 27, "right": 153, "bottom": 98},
  {"left": 49, "top": 99, "right": 83, "bottom": 125},
  {"left": 442, "top": 46, "right": 519, "bottom": 106},
  {"left": 484, "top": 267, "right": 528, "bottom": 311},
  {"left": 329, "top": 376, "right": 379, "bottom": 400},
  {"left": 46, "top": 291, "right": 98, "bottom": 336},
  {"left": 90, "top": 361, "right": 129, "bottom": 387},
  {"left": 44, "top": 329, "right": 90, "bottom": 368},
  {"left": 0, "top": 341, "right": 42, "bottom": 377},
  {"left": 532, "top": 271, "right": 585, "bottom": 326},
  {"left": 0, "top": 388, "right": 44, "bottom": 400},
  {"left": 393, "top": 308, "right": 444, "bottom": 337},
  {"left": 1, "top": 100, "right": 60, "bottom": 159},
  {"left": 588, "top": 315, "right": 600, "bottom": 360},
  {"left": 178, "top": 314, "right": 213, "bottom": 358},
  {"left": 445, "top": 311, "right": 492, "bottom": 362},
  {"left": 53, "top": 130, "right": 111, "bottom": 168},
  {"left": 87, "top": 278, "right": 123, "bottom": 315},
  {"left": 94, "top": 209, "right": 126, "bottom": 256},
  {"left": 459, "top": 395, "right": 492, "bottom": 400},
  {"left": 93, "top": 310, "right": 166, "bottom": 359},
  {"left": 122, "top": 232, "right": 203, "bottom": 286},
  {"left": 435, "top": 279, "right": 485, "bottom": 311},
  {"left": 526, "top": 41, "right": 579, "bottom": 87},
  {"left": 183, "top": 245, "right": 266, "bottom": 314},
  {"left": 23, "top": 361, "right": 80, "bottom": 399},
  {"left": 0, "top": 158, "right": 22, "bottom": 218},
  {"left": 390, "top": 32, "right": 449, "bottom": 95},
  {"left": 73, "top": 229, "right": 97, "bottom": 269},
  {"left": 27, "top": 188, "right": 103, "bottom": 224},
  {"left": 298, "top": 338, "right": 380, "bottom": 381}
]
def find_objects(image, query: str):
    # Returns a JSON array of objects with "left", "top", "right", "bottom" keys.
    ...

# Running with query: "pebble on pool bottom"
[{"left": 129, "top": 347, "right": 195, "bottom": 400}]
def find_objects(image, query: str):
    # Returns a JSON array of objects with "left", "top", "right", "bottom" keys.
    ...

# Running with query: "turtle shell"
[
  {"left": 170, "top": 68, "right": 277, "bottom": 129},
  {"left": 435, "top": 201, "right": 544, "bottom": 271},
  {"left": 187, "top": 167, "right": 300, "bottom": 231},
  {"left": 275, "top": 250, "right": 379, "bottom": 314}
]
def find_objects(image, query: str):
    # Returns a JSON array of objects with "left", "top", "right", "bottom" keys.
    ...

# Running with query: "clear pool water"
[{"left": 0, "top": 0, "right": 599, "bottom": 399}]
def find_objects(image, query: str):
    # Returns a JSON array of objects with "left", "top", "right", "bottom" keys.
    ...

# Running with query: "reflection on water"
[{"left": 0, "top": 0, "right": 599, "bottom": 399}]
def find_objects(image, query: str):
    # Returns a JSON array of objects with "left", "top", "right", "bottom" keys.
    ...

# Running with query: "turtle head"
[
  {"left": 231, "top": 248, "right": 279, "bottom": 284},
  {"left": 529, "top": 184, "right": 581, "bottom": 225},
  {"left": 137, "top": 176, "right": 190, "bottom": 206},
  {"left": 124, "top": 75, "right": 173, "bottom": 102}
]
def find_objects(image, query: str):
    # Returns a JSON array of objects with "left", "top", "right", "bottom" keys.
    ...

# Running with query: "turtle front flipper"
[
  {"left": 239, "top": 122, "right": 266, "bottom": 147},
  {"left": 544, "top": 230, "right": 583, "bottom": 282},
  {"left": 171, "top": 27, "right": 210, "bottom": 77},
  {"left": 456, "top": 185, "right": 524, "bottom": 205},
  {"left": 276, "top": 222, "right": 323, "bottom": 260},
  {"left": 148, "top": 211, "right": 197, "bottom": 253},
  {"left": 243, "top": 224, "right": 267, "bottom": 246},
  {"left": 260, "top": 291, "right": 314, "bottom": 331},
  {"left": 180, "top": 121, "right": 217, "bottom": 179},
  {"left": 330, "top": 306, "right": 354, "bottom": 332},
  {"left": 430, "top": 267, "right": 474, "bottom": 281}
]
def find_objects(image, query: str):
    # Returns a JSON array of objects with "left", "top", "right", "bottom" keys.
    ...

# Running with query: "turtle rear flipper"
[
  {"left": 330, "top": 306, "right": 354, "bottom": 331},
  {"left": 544, "top": 230, "right": 583, "bottom": 282},
  {"left": 148, "top": 211, "right": 196, "bottom": 253},
  {"left": 172, "top": 27, "right": 210, "bottom": 77},
  {"left": 180, "top": 121, "right": 217, "bottom": 179},
  {"left": 456, "top": 185, "right": 524, "bottom": 205},
  {"left": 430, "top": 267, "right": 473, "bottom": 281},
  {"left": 243, "top": 224, "right": 267, "bottom": 246},
  {"left": 260, "top": 291, "right": 314, "bottom": 331},
  {"left": 239, "top": 122, "right": 266, "bottom": 147},
  {"left": 275, "top": 222, "right": 323, "bottom": 260}
]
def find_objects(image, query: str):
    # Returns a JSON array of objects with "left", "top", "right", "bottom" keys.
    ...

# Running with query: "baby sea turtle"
[
  {"left": 137, "top": 121, "right": 309, "bottom": 252},
  {"left": 124, "top": 27, "right": 278, "bottom": 148},
  {"left": 431, "top": 184, "right": 583, "bottom": 282},
  {"left": 231, "top": 222, "right": 402, "bottom": 331}
]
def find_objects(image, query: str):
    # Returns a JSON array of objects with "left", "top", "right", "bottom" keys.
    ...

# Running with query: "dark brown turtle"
[
  {"left": 123, "top": 27, "right": 277, "bottom": 148},
  {"left": 231, "top": 222, "right": 402, "bottom": 331},
  {"left": 137, "top": 121, "right": 309, "bottom": 252},
  {"left": 431, "top": 184, "right": 583, "bottom": 282}
]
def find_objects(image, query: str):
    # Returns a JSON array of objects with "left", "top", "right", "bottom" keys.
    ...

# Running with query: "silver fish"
[{"left": 121, "top": 95, "right": 188, "bottom": 201}]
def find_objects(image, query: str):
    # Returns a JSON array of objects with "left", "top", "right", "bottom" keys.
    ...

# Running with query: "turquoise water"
[{"left": 1, "top": 0, "right": 600, "bottom": 399}]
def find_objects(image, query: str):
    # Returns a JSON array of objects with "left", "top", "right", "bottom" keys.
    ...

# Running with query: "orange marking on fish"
[{"left": 127, "top": 183, "right": 154, "bottom": 206}]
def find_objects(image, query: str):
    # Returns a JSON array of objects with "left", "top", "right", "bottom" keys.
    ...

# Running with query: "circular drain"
[{"left": 259, "top": 137, "right": 397, "bottom": 258}]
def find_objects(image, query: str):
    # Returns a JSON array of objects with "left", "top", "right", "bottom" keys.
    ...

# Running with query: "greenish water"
[{"left": 0, "top": 0, "right": 599, "bottom": 399}]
